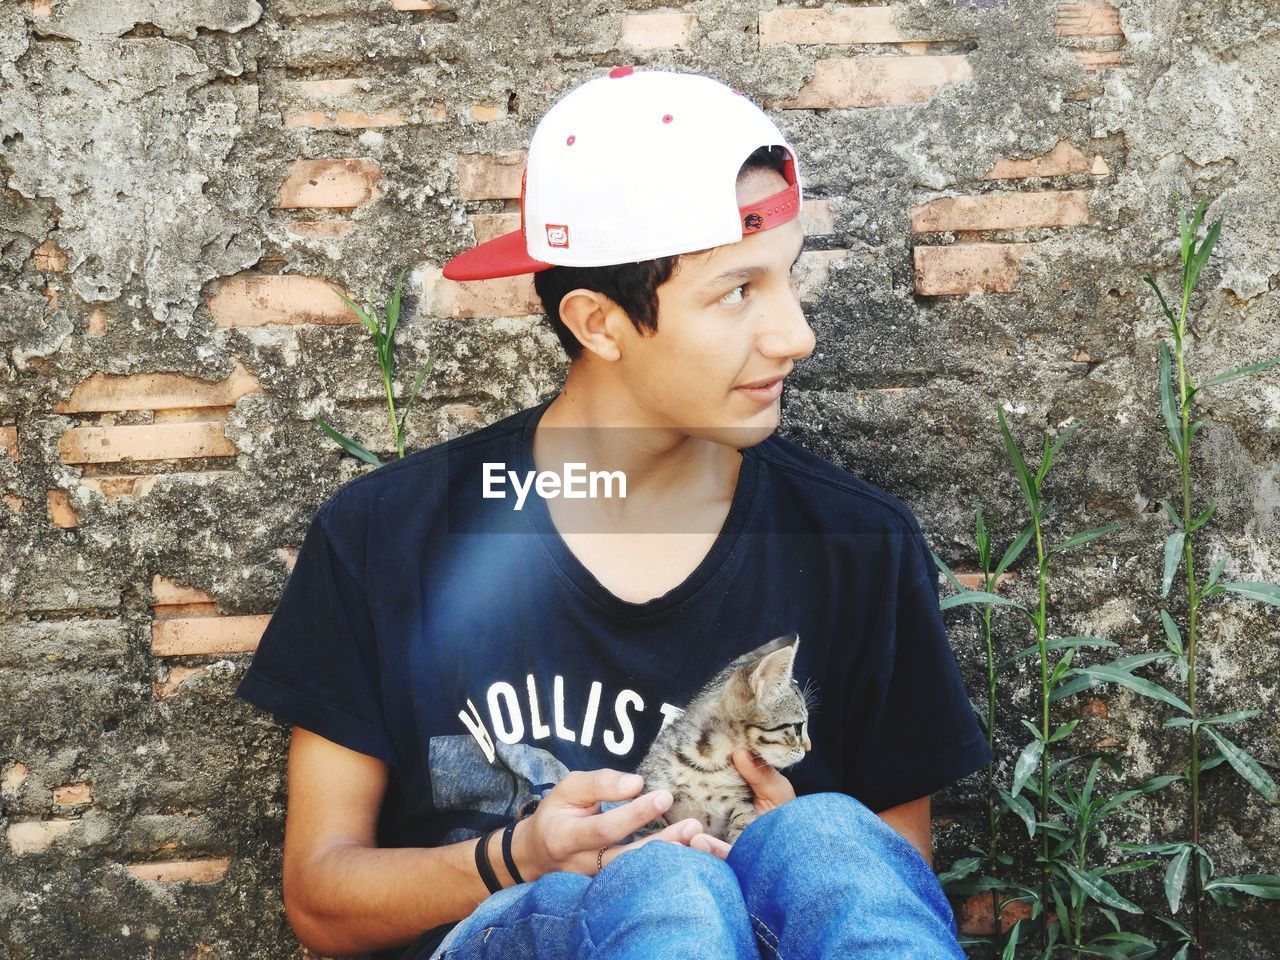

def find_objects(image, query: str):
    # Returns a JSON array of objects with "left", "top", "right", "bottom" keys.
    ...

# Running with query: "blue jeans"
[{"left": 415, "top": 792, "right": 963, "bottom": 960}]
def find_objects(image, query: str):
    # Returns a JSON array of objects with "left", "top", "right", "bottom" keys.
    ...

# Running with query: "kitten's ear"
[{"left": 749, "top": 642, "right": 798, "bottom": 702}]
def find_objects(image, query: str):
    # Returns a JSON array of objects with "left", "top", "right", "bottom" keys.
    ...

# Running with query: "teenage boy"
[{"left": 235, "top": 67, "right": 991, "bottom": 960}]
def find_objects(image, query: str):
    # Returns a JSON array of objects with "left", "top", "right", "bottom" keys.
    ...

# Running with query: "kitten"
[{"left": 624, "top": 632, "right": 813, "bottom": 844}]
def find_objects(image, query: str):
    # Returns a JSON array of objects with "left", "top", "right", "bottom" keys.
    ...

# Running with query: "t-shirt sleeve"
[
  {"left": 842, "top": 515, "right": 992, "bottom": 813},
  {"left": 234, "top": 507, "right": 399, "bottom": 768}
]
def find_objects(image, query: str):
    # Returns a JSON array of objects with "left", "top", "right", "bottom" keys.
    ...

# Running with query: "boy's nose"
[{"left": 759, "top": 291, "right": 816, "bottom": 361}]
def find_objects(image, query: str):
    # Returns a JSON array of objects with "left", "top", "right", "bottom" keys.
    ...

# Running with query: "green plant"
[{"left": 315, "top": 266, "right": 434, "bottom": 464}]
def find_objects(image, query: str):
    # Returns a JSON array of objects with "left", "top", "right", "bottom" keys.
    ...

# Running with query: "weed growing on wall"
[{"left": 316, "top": 266, "right": 434, "bottom": 463}]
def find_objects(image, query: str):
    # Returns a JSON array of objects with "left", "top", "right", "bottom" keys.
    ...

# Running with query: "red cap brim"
[{"left": 441, "top": 228, "right": 556, "bottom": 281}]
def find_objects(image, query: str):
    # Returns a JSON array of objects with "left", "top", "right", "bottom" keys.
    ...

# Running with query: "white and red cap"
[{"left": 442, "top": 66, "right": 803, "bottom": 281}]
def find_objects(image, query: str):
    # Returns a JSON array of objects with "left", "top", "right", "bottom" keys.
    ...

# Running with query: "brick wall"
[{"left": 2, "top": 1, "right": 1277, "bottom": 957}]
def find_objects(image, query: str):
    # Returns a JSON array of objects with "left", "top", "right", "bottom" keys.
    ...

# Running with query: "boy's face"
[{"left": 612, "top": 165, "right": 815, "bottom": 448}]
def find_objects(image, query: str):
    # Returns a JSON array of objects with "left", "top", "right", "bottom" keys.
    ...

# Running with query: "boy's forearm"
[{"left": 291, "top": 830, "right": 517, "bottom": 956}]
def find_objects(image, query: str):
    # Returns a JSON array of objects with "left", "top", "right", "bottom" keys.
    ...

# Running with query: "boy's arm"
[{"left": 876, "top": 795, "right": 932, "bottom": 867}]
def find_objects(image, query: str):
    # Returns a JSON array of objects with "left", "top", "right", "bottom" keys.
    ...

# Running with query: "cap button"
[{"left": 609, "top": 65, "right": 634, "bottom": 79}]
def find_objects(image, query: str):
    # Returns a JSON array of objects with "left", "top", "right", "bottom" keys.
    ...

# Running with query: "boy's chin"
[{"left": 686, "top": 420, "right": 779, "bottom": 450}]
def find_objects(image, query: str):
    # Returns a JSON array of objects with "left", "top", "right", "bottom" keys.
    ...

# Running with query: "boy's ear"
[{"left": 558, "top": 289, "right": 625, "bottom": 362}]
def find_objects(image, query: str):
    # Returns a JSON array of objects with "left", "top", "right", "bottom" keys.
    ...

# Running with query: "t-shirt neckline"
[{"left": 514, "top": 395, "right": 760, "bottom": 619}]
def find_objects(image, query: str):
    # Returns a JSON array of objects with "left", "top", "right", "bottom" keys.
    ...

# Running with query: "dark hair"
[{"left": 533, "top": 144, "right": 791, "bottom": 360}]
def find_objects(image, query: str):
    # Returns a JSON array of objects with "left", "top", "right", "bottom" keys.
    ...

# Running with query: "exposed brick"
[
  {"left": 125, "top": 858, "right": 230, "bottom": 883},
  {"left": 55, "top": 360, "right": 261, "bottom": 414},
  {"left": 58, "top": 421, "right": 237, "bottom": 465},
  {"left": 1072, "top": 49, "right": 1124, "bottom": 71},
  {"left": 800, "top": 198, "right": 835, "bottom": 236},
  {"left": 78, "top": 474, "right": 158, "bottom": 499},
  {"left": 3, "top": 494, "right": 23, "bottom": 513},
  {"left": 294, "top": 78, "right": 360, "bottom": 97},
  {"left": 984, "top": 139, "right": 1111, "bottom": 179},
  {"left": 47, "top": 490, "right": 77, "bottom": 528},
  {"left": 275, "top": 547, "right": 299, "bottom": 571},
  {"left": 954, "top": 572, "right": 1017, "bottom": 590},
  {"left": 31, "top": 238, "right": 68, "bottom": 272},
  {"left": 913, "top": 243, "right": 1032, "bottom": 296},
  {"left": 910, "top": 190, "right": 1096, "bottom": 232},
  {"left": 421, "top": 267, "right": 540, "bottom": 319},
  {"left": 285, "top": 220, "right": 356, "bottom": 239},
  {"left": 794, "top": 249, "right": 849, "bottom": 301},
  {"left": 277, "top": 159, "right": 382, "bottom": 210},
  {"left": 53, "top": 782, "right": 92, "bottom": 805},
  {"left": 30, "top": 1, "right": 53, "bottom": 17},
  {"left": 391, "top": 0, "right": 435, "bottom": 9},
  {"left": 8, "top": 819, "right": 79, "bottom": 854},
  {"left": 206, "top": 274, "right": 359, "bottom": 328},
  {"left": 471, "top": 212, "right": 520, "bottom": 244},
  {"left": 153, "top": 665, "right": 208, "bottom": 699},
  {"left": 759, "top": 7, "right": 904, "bottom": 45},
  {"left": 1, "top": 424, "right": 17, "bottom": 459},
  {"left": 960, "top": 891, "right": 1033, "bottom": 935},
  {"left": 85, "top": 308, "right": 108, "bottom": 334},
  {"left": 619, "top": 13, "right": 696, "bottom": 49},
  {"left": 284, "top": 108, "right": 406, "bottom": 130},
  {"left": 151, "top": 616, "right": 270, "bottom": 656},
  {"left": 469, "top": 104, "right": 507, "bottom": 122},
  {"left": 2, "top": 761, "right": 28, "bottom": 794},
  {"left": 774, "top": 56, "right": 973, "bottom": 109},
  {"left": 152, "top": 575, "right": 217, "bottom": 607},
  {"left": 1054, "top": 1, "right": 1123, "bottom": 37},
  {"left": 1083, "top": 697, "right": 1110, "bottom": 718},
  {"left": 456, "top": 151, "right": 526, "bottom": 201}
]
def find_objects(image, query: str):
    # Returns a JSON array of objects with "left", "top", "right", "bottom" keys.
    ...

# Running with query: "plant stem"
[
  {"left": 1034, "top": 507, "right": 1050, "bottom": 949},
  {"left": 382, "top": 368, "right": 403, "bottom": 459},
  {"left": 982, "top": 567, "right": 1003, "bottom": 957},
  {"left": 1174, "top": 285, "right": 1206, "bottom": 960}
]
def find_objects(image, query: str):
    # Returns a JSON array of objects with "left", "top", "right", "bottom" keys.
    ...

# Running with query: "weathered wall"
[{"left": 1, "top": 0, "right": 1277, "bottom": 957}]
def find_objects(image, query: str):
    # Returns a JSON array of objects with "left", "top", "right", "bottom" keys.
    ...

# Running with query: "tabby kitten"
[{"left": 626, "top": 632, "right": 813, "bottom": 844}]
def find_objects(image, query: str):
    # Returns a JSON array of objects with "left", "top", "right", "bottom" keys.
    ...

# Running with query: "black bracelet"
[
  {"left": 474, "top": 828, "right": 503, "bottom": 895},
  {"left": 501, "top": 820, "right": 526, "bottom": 885}
]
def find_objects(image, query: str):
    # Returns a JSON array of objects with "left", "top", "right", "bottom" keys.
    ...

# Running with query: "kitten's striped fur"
[{"left": 630, "top": 632, "right": 813, "bottom": 843}]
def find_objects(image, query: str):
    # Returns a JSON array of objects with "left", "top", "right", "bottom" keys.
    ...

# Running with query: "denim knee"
[
  {"left": 522, "top": 868, "right": 592, "bottom": 913},
  {"left": 604, "top": 838, "right": 740, "bottom": 894},
  {"left": 740, "top": 791, "right": 873, "bottom": 841}
]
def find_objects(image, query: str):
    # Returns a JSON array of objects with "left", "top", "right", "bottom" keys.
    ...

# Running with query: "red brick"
[
  {"left": 619, "top": 13, "right": 696, "bottom": 49},
  {"left": 85, "top": 308, "right": 108, "bottom": 334},
  {"left": 152, "top": 575, "right": 216, "bottom": 607},
  {"left": 913, "top": 243, "right": 1032, "bottom": 296},
  {"left": 206, "top": 274, "right": 359, "bottom": 328},
  {"left": 31, "top": 239, "right": 68, "bottom": 272},
  {"left": 125, "top": 858, "right": 230, "bottom": 883},
  {"left": 285, "top": 220, "right": 356, "bottom": 239},
  {"left": 759, "top": 7, "right": 904, "bottom": 45},
  {"left": 457, "top": 151, "right": 526, "bottom": 201},
  {"left": 960, "top": 891, "right": 1033, "bottom": 935},
  {"left": 1, "top": 425, "right": 17, "bottom": 460},
  {"left": 984, "top": 139, "right": 1110, "bottom": 179},
  {"left": 2, "top": 494, "right": 22, "bottom": 514},
  {"left": 55, "top": 360, "right": 261, "bottom": 414},
  {"left": 153, "top": 665, "right": 208, "bottom": 700},
  {"left": 954, "top": 572, "right": 1017, "bottom": 590},
  {"left": 391, "top": 0, "right": 435, "bottom": 9},
  {"left": 2, "top": 762, "right": 29, "bottom": 794},
  {"left": 910, "top": 190, "right": 1096, "bottom": 232},
  {"left": 1072, "top": 49, "right": 1124, "bottom": 71},
  {"left": 8, "top": 819, "right": 79, "bottom": 854},
  {"left": 284, "top": 108, "right": 406, "bottom": 129},
  {"left": 1054, "top": 1, "right": 1123, "bottom": 37},
  {"left": 58, "top": 421, "right": 237, "bottom": 465},
  {"left": 151, "top": 616, "right": 269, "bottom": 656},
  {"left": 422, "top": 268, "right": 540, "bottom": 319},
  {"left": 469, "top": 104, "right": 507, "bottom": 122},
  {"left": 53, "top": 782, "right": 92, "bottom": 805},
  {"left": 47, "top": 490, "right": 77, "bottom": 528},
  {"left": 277, "top": 159, "right": 382, "bottom": 209},
  {"left": 773, "top": 56, "right": 972, "bottom": 109}
]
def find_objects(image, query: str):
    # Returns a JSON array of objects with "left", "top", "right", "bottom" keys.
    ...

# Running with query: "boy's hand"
[
  {"left": 511, "top": 768, "right": 721, "bottom": 881},
  {"left": 732, "top": 747, "right": 797, "bottom": 815}
]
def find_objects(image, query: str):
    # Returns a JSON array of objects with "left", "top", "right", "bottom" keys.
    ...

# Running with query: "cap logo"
[
  {"left": 546, "top": 224, "right": 570, "bottom": 248},
  {"left": 743, "top": 213, "right": 764, "bottom": 233}
]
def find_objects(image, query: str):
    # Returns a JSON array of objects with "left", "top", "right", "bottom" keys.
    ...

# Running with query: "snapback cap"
[{"left": 442, "top": 66, "right": 803, "bottom": 282}]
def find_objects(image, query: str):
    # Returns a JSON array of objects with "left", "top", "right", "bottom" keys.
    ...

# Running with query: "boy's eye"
[{"left": 718, "top": 284, "right": 747, "bottom": 306}]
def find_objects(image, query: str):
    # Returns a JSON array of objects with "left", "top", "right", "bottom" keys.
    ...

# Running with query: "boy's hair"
[{"left": 533, "top": 144, "right": 791, "bottom": 360}]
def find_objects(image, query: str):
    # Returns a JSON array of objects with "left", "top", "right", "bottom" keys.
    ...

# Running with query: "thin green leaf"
[
  {"left": 1218, "top": 581, "right": 1280, "bottom": 606},
  {"left": 1202, "top": 554, "right": 1228, "bottom": 592},
  {"left": 332, "top": 287, "right": 379, "bottom": 336},
  {"left": 1049, "top": 649, "right": 1077, "bottom": 689},
  {"left": 1201, "top": 708, "right": 1260, "bottom": 728},
  {"left": 930, "top": 550, "right": 968, "bottom": 595},
  {"left": 1048, "top": 719, "right": 1080, "bottom": 743},
  {"left": 1187, "top": 216, "right": 1223, "bottom": 292},
  {"left": 1041, "top": 421, "right": 1084, "bottom": 484},
  {"left": 997, "top": 407, "right": 1037, "bottom": 512},
  {"left": 1001, "top": 919, "right": 1022, "bottom": 960},
  {"left": 398, "top": 355, "right": 435, "bottom": 430},
  {"left": 1159, "top": 341, "right": 1183, "bottom": 457},
  {"left": 1199, "top": 357, "right": 1280, "bottom": 391},
  {"left": 1205, "top": 874, "right": 1280, "bottom": 899},
  {"left": 1159, "top": 609, "right": 1184, "bottom": 657},
  {"left": 937, "top": 856, "right": 983, "bottom": 885},
  {"left": 1142, "top": 273, "right": 1175, "bottom": 323},
  {"left": 1062, "top": 863, "right": 1142, "bottom": 913},
  {"left": 994, "top": 522, "right": 1036, "bottom": 579},
  {"left": 1053, "top": 523, "right": 1125, "bottom": 556},
  {"left": 1161, "top": 530, "right": 1185, "bottom": 598},
  {"left": 939, "top": 590, "right": 1030, "bottom": 616},
  {"left": 1072, "top": 664, "right": 1191, "bottom": 713},
  {"left": 1165, "top": 845, "right": 1192, "bottom": 914},
  {"left": 998, "top": 636, "right": 1120, "bottom": 673},
  {"left": 1012, "top": 738, "right": 1044, "bottom": 798},
  {"left": 386, "top": 265, "right": 408, "bottom": 345},
  {"left": 314, "top": 415, "right": 381, "bottom": 466},
  {"left": 1160, "top": 498, "right": 1184, "bottom": 530},
  {"left": 997, "top": 785, "right": 1037, "bottom": 838},
  {"left": 1203, "top": 727, "right": 1280, "bottom": 803}
]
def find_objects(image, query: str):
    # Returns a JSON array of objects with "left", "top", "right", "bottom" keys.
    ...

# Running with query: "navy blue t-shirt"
[{"left": 234, "top": 395, "right": 991, "bottom": 959}]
